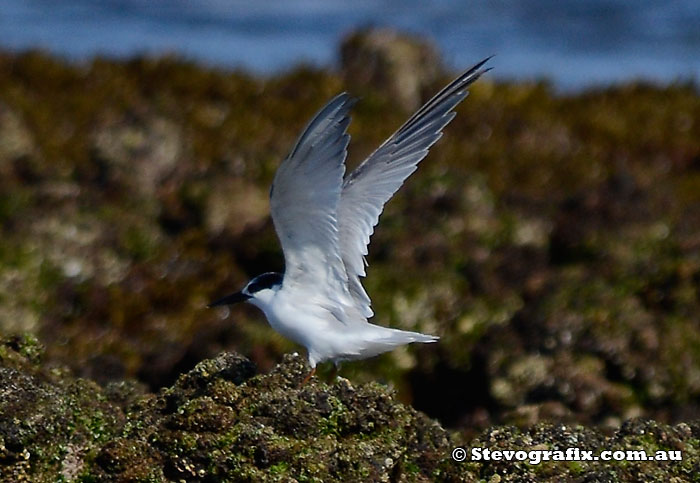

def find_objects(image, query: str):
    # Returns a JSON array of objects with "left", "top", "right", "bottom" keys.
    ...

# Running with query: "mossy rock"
[
  {"left": 2, "top": 336, "right": 699, "bottom": 482},
  {"left": 0, "top": 45, "right": 699, "bottom": 436}
]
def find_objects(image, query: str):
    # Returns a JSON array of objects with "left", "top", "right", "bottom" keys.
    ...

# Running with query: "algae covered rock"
[
  {"left": 341, "top": 27, "right": 444, "bottom": 110},
  {"left": 0, "top": 49, "right": 699, "bottom": 429},
  {"left": 0, "top": 102, "right": 36, "bottom": 171},
  {"left": 463, "top": 419, "right": 700, "bottom": 482},
  {"left": 91, "top": 114, "right": 183, "bottom": 198},
  {"left": 2, "top": 335, "right": 699, "bottom": 482},
  {"left": 97, "top": 352, "right": 454, "bottom": 482},
  {"left": 1, "top": 40, "right": 700, "bottom": 480},
  {"left": 0, "top": 336, "right": 454, "bottom": 481},
  {"left": 0, "top": 335, "right": 127, "bottom": 481}
]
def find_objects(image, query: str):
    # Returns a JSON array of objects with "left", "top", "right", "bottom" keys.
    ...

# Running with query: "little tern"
[{"left": 211, "top": 58, "right": 491, "bottom": 383}]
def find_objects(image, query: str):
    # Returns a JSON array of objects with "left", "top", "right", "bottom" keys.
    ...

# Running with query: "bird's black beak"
[{"left": 208, "top": 291, "right": 251, "bottom": 308}]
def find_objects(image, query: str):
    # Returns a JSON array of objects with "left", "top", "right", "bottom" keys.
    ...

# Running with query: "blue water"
[{"left": 1, "top": 0, "right": 698, "bottom": 90}]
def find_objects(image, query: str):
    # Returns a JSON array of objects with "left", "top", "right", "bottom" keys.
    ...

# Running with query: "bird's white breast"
[
  {"left": 255, "top": 291, "right": 328, "bottom": 347},
  {"left": 254, "top": 288, "right": 363, "bottom": 367}
]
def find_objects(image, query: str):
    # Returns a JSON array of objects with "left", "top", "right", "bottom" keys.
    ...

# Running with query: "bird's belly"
[
  {"left": 259, "top": 294, "right": 376, "bottom": 366},
  {"left": 263, "top": 301, "right": 330, "bottom": 349}
]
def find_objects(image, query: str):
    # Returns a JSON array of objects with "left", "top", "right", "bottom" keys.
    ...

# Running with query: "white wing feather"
[
  {"left": 338, "top": 58, "right": 492, "bottom": 317},
  {"left": 270, "top": 93, "right": 357, "bottom": 313}
]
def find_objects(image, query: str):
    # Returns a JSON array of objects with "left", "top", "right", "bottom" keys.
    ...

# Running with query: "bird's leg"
[{"left": 300, "top": 367, "right": 317, "bottom": 386}]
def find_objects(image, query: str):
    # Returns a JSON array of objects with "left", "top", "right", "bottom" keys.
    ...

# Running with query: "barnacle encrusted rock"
[{"left": 1, "top": 336, "right": 699, "bottom": 482}]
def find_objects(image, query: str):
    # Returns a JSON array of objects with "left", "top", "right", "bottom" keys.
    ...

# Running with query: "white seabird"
[{"left": 211, "top": 58, "right": 491, "bottom": 383}]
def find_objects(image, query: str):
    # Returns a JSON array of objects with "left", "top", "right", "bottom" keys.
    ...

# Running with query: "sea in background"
[{"left": 1, "top": 0, "right": 698, "bottom": 91}]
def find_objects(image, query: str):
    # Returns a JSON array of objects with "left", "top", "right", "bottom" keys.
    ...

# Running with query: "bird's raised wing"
[
  {"left": 270, "top": 93, "right": 356, "bottom": 306},
  {"left": 338, "top": 58, "right": 491, "bottom": 317}
]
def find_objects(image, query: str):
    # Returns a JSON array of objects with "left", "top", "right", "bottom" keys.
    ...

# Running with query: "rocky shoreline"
[
  {"left": 1, "top": 30, "right": 699, "bottom": 480},
  {"left": 2, "top": 336, "right": 698, "bottom": 481}
]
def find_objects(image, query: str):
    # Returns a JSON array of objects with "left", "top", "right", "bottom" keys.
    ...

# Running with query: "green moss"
[
  {"left": 9, "top": 334, "right": 44, "bottom": 364},
  {"left": 317, "top": 395, "right": 347, "bottom": 436},
  {"left": 267, "top": 460, "right": 290, "bottom": 475}
]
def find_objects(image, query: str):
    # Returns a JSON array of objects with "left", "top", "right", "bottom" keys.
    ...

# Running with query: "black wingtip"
[
  {"left": 462, "top": 56, "right": 493, "bottom": 77},
  {"left": 444, "top": 58, "right": 493, "bottom": 101},
  {"left": 465, "top": 56, "right": 494, "bottom": 80},
  {"left": 475, "top": 55, "right": 494, "bottom": 70},
  {"left": 458, "top": 60, "right": 494, "bottom": 95}
]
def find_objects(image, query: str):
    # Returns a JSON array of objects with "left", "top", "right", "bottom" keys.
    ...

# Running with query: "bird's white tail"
[
  {"left": 349, "top": 325, "right": 438, "bottom": 360},
  {"left": 382, "top": 327, "right": 439, "bottom": 344}
]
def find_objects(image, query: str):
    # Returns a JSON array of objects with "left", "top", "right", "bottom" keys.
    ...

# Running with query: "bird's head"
[{"left": 209, "top": 272, "right": 283, "bottom": 309}]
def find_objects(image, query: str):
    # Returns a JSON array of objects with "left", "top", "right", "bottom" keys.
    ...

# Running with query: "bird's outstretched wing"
[
  {"left": 338, "top": 58, "right": 492, "bottom": 317},
  {"left": 270, "top": 93, "right": 356, "bottom": 309}
]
